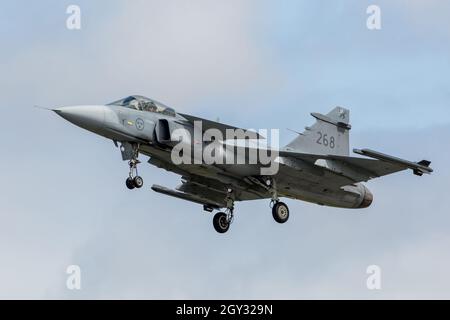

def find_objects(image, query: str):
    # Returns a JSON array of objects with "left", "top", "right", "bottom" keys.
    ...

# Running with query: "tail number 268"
[{"left": 316, "top": 132, "right": 335, "bottom": 149}]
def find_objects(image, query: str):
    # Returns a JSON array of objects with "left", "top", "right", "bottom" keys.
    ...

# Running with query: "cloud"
[
  {"left": 98, "top": 0, "right": 281, "bottom": 105},
  {"left": 0, "top": 0, "right": 449, "bottom": 300},
  {"left": 0, "top": 0, "right": 282, "bottom": 113}
]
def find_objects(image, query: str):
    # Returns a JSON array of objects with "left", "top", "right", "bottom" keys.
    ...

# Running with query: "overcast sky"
[{"left": 0, "top": 0, "right": 449, "bottom": 299}]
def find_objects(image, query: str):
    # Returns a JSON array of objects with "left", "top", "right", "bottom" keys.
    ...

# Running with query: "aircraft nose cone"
[{"left": 54, "top": 105, "right": 106, "bottom": 133}]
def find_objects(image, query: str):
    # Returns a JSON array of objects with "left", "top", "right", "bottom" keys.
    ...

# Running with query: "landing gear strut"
[
  {"left": 267, "top": 177, "right": 289, "bottom": 224},
  {"left": 126, "top": 159, "right": 144, "bottom": 190},
  {"left": 123, "top": 143, "right": 144, "bottom": 190},
  {"left": 212, "top": 188, "right": 234, "bottom": 234}
]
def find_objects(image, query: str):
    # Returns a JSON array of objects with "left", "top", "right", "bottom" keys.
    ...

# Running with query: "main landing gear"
[
  {"left": 271, "top": 200, "right": 289, "bottom": 224},
  {"left": 211, "top": 183, "right": 290, "bottom": 234},
  {"left": 267, "top": 177, "right": 289, "bottom": 224},
  {"left": 211, "top": 200, "right": 290, "bottom": 234},
  {"left": 213, "top": 212, "right": 231, "bottom": 234},
  {"left": 212, "top": 188, "right": 234, "bottom": 234}
]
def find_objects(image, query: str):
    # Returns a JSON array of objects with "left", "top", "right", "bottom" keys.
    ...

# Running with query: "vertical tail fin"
[{"left": 284, "top": 107, "right": 351, "bottom": 156}]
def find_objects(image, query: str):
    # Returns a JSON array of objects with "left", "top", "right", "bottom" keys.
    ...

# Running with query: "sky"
[{"left": 0, "top": 0, "right": 449, "bottom": 299}]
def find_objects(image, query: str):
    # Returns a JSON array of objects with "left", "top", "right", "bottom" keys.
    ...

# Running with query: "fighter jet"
[{"left": 49, "top": 95, "right": 433, "bottom": 233}]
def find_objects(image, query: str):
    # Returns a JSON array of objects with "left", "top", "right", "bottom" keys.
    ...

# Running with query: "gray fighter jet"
[{"left": 49, "top": 95, "right": 433, "bottom": 233}]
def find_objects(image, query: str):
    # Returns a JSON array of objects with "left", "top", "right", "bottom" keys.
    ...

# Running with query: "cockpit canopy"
[{"left": 108, "top": 95, "right": 176, "bottom": 117}]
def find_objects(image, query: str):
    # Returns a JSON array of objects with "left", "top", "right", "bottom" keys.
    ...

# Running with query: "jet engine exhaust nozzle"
[{"left": 358, "top": 185, "right": 373, "bottom": 208}]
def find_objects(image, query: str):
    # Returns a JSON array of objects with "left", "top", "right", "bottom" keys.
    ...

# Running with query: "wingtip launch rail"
[{"left": 353, "top": 148, "right": 433, "bottom": 176}]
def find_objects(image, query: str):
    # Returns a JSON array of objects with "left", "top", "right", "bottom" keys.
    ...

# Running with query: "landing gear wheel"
[
  {"left": 213, "top": 212, "right": 230, "bottom": 234},
  {"left": 123, "top": 144, "right": 142, "bottom": 190},
  {"left": 133, "top": 176, "right": 144, "bottom": 189},
  {"left": 272, "top": 202, "right": 289, "bottom": 224},
  {"left": 126, "top": 177, "right": 135, "bottom": 190}
]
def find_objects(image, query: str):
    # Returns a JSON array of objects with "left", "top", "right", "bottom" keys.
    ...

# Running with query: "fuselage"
[{"left": 54, "top": 97, "right": 373, "bottom": 210}]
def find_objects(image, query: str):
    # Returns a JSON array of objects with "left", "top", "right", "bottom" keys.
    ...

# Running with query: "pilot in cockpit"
[{"left": 129, "top": 98, "right": 140, "bottom": 110}]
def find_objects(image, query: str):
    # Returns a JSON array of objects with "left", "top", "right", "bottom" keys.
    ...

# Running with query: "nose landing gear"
[
  {"left": 119, "top": 142, "right": 144, "bottom": 190},
  {"left": 126, "top": 159, "right": 144, "bottom": 190}
]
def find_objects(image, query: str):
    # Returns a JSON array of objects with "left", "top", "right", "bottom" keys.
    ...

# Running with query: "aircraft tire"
[
  {"left": 134, "top": 176, "right": 144, "bottom": 189},
  {"left": 272, "top": 202, "right": 289, "bottom": 224},
  {"left": 126, "top": 177, "right": 135, "bottom": 190},
  {"left": 213, "top": 212, "right": 230, "bottom": 234}
]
